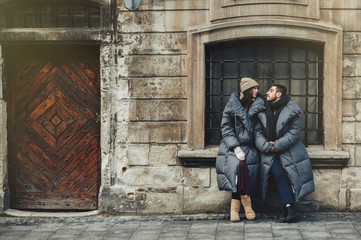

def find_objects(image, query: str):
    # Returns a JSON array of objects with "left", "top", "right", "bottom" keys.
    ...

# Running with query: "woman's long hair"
[{"left": 240, "top": 88, "right": 256, "bottom": 111}]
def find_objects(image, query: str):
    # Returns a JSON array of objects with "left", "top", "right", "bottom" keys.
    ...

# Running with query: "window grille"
[
  {"left": 205, "top": 39, "right": 324, "bottom": 146},
  {"left": 0, "top": 0, "right": 100, "bottom": 28}
]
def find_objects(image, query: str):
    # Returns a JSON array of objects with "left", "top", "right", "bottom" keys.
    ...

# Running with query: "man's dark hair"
[{"left": 271, "top": 84, "right": 287, "bottom": 96}]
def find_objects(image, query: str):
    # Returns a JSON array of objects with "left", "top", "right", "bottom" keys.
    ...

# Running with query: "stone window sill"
[{"left": 178, "top": 145, "right": 349, "bottom": 168}]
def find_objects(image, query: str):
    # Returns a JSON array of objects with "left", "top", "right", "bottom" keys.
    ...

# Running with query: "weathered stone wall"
[
  {"left": 0, "top": 0, "right": 361, "bottom": 214},
  {"left": 99, "top": 0, "right": 218, "bottom": 215},
  {"left": 321, "top": 1, "right": 361, "bottom": 211},
  {"left": 97, "top": 0, "right": 361, "bottom": 214}
]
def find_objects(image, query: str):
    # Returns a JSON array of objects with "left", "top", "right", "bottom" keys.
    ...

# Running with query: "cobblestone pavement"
[{"left": 1, "top": 212, "right": 361, "bottom": 239}]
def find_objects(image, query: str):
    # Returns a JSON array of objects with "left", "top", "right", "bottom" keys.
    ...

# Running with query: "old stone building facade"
[{"left": 0, "top": 0, "right": 360, "bottom": 214}]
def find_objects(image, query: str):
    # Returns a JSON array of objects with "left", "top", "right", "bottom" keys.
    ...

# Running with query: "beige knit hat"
[{"left": 240, "top": 77, "right": 259, "bottom": 93}]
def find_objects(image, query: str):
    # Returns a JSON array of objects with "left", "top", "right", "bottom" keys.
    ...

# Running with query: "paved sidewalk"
[{"left": 1, "top": 212, "right": 361, "bottom": 239}]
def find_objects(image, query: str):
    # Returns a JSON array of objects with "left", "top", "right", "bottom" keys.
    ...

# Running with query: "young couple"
[{"left": 216, "top": 78, "right": 314, "bottom": 223}]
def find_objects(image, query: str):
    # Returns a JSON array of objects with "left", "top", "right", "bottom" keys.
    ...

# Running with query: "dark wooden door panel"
[{"left": 6, "top": 45, "right": 100, "bottom": 210}]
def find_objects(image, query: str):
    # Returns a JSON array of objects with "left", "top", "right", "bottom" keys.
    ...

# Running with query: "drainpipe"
[{"left": 125, "top": 0, "right": 142, "bottom": 11}]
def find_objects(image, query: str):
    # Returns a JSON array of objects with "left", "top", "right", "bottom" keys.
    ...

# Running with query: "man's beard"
[{"left": 267, "top": 95, "right": 277, "bottom": 102}]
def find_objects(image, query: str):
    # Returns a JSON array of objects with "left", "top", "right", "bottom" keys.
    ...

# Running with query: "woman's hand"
[{"left": 234, "top": 146, "right": 245, "bottom": 160}]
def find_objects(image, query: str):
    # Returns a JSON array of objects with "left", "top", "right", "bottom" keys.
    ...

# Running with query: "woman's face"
[{"left": 250, "top": 86, "right": 259, "bottom": 98}]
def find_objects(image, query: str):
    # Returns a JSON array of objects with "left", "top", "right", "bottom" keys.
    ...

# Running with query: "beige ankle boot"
[
  {"left": 241, "top": 195, "right": 256, "bottom": 220},
  {"left": 230, "top": 199, "right": 241, "bottom": 222}
]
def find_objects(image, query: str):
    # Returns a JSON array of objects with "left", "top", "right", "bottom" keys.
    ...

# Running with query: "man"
[{"left": 254, "top": 84, "right": 314, "bottom": 223}]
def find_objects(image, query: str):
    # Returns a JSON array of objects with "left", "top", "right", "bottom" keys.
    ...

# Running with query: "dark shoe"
[
  {"left": 279, "top": 205, "right": 287, "bottom": 223},
  {"left": 285, "top": 204, "right": 298, "bottom": 223}
]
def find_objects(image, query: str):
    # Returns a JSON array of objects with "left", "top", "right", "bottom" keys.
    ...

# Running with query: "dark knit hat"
[{"left": 240, "top": 77, "right": 259, "bottom": 93}]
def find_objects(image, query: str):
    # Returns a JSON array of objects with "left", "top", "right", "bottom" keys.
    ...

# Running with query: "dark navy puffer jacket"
[
  {"left": 254, "top": 99, "right": 315, "bottom": 201},
  {"left": 216, "top": 92, "right": 265, "bottom": 195}
]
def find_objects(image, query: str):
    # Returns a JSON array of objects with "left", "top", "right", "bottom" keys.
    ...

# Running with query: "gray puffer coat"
[
  {"left": 216, "top": 92, "right": 265, "bottom": 195},
  {"left": 254, "top": 99, "right": 314, "bottom": 201}
]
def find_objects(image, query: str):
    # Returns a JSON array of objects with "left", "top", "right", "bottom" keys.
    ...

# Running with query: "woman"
[{"left": 216, "top": 77, "right": 265, "bottom": 221}]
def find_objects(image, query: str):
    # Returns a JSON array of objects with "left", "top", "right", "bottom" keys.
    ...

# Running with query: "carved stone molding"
[{"left": 210, "top": 0, "right": 320, "bottom": 22}]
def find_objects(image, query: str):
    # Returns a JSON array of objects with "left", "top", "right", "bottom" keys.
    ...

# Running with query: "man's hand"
[
  {"left": 234, "top": 146, "right": 245, "bottom": 160},
  {"left": 269, "top": 141, "right": 275, "bottom": 152}
]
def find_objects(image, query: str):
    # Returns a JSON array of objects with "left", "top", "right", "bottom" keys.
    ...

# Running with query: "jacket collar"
[
  {"left": 229, "top": 92, "right": 265, "bottom": 117},
  {"left": 275, "top": 99, "right": 303, "bottom": 132},
  {"left": 248, "top": 95, "right": 266, "bottom": 117}
]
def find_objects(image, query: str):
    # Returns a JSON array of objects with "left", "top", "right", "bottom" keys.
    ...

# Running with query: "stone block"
[
  {"left": 127, "top": 144, "right": 149, "bottom": 166},
  {"left": 356, "top": 122, "right": 361, "bottom": 143},
  {"left": 343, "top": 77, "right": 356, "bottom": 100},
  {"left": 119, "top": 0, "right": 165, "bottom": 11},
  {"left": 118, "top": 11, "right": 166, "bottom": 33},
  {"left": 111, "top": 79, "right": 129, "bottom": 100},
  {"left": 342, "top": 122, "right": 355, "bottom": 143},
  {"left": 126, "top": 55, "right": 184, "bottom": 77},
  {"left": 0, "top": 101, "right": 6, "bottom": 189},
  {"left": 129, "top": 77, "right": 186, "bottom": 99},
  {"left": 116, "top": 55, "right": 128, "bottom": 78},
  {"left": 121, "top": 166, "right": 182, "bottom": 187},
  {"left": 135, "top": 187, "right": 183, "bottom": 214},
  {"left": 129, "top": 100, "right": 186, "bottom": 121},
  {"left": 349, "top": 189, "right": 361, "bottom": 211},
  {"left": 306, "top": 169, "right": 341, "bottom": 210},
  {"left": 343, "top": 56, "right": 361, "bottom": 77},
  {"left": 100, "top": 44, "right": 110, "bottom": 66},
  {"left": 355, "top": 77, "right": 361, "bottom": 99},
  {"left": 183, "top": 168, "right": 210, "bottom": 188},
  {"left": 321, "top": 1, "right": 361, "bottom": 8},
  {"left": 165, "top": 1, "right": 209, "bottom": 10},
  {"left": 342, "top": 100, "right": 355, "bottom": 117},
  {"left": 343, "top": 145, "right": 355, "bottom": 167},
  {"left": 120, "top": 33, "right": 187, "bottom": 55},
  {"left": 212, "top": 0, "right": 318, "bottom": 22},
  {"left": 165, "top": 10, "right": 209, "bottom": 31},
  {"left": 129, "top": 122, "right": 186, "bottom": 143},
  {"left": 183, "top": 168, "right": 229, "bottom": 214},
  {"left": 338, "top": 188, "right": 347, "bottom": 210},
  {"left": 119, "top": 0, "right": 209, "bottom": 11},
  {"left": 356, "top": 102, "right": 361, "bottom": 121},
  {"left": 110, "top": 109, "right": 130, "bottom": 144},
  {"left": 111, "top": 145, "right": 128, "bottom": 185},
  {"left": 128, "top": 122, "right": 149, "bottom": 143},
  {"left": 149, "top": 144, "right": 177, "bottom": 166},
  {"left": 99, "top": 186, "right": 136, "bottom": 214},
  {"left": 148, "top": 122, "right": 186, "bottom": 143},
  {"left": 341, "top": 167, "right": 361, "bottom": 189},
  {"left": 112, "top": 100, "right": 129, "bottom": 121},
  {"left": 355, "top": 146, "right": 361, "bottom": 167},
  {"left": 344, "top": 32, "right": 361, "bottom": 54},
  {"left": 321, "top": 10, "right": 361, "bottom": 31},
  {"left": 0, "top": 51, "right": 3, "bottom": 100}
]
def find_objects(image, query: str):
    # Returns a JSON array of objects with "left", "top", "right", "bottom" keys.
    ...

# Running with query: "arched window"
[
  {"left": 205, "top": 39, "right": 324, "bottom": 146},
  {"left": 0, "top": 0, "right": 101, "bottom": 28}
]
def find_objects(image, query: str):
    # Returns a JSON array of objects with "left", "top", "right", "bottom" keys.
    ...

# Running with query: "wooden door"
[{"left": 5, "top": 44, "right": 101, "bottom": 210}]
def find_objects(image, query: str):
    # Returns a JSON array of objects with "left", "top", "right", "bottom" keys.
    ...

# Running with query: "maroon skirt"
[{"left": 237, "top": 161, "right": 250, "bottom": 196}]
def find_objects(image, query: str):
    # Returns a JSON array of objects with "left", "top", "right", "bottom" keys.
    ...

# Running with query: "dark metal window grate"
[
  {"left": 0, "top": 0, "right": 100, "bottom": 28},
  {"left": 205, "top": 39, "right": 324, "bottom": 146}
]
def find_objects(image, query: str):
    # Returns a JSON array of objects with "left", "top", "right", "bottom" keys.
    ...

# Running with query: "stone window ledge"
[{"left": 178, "top": 145, "right": 349, "bottom": 168}]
